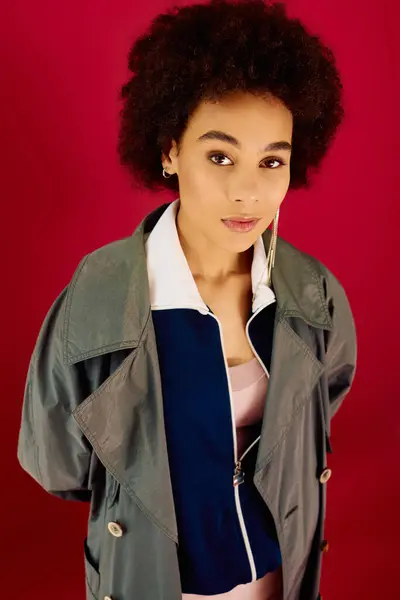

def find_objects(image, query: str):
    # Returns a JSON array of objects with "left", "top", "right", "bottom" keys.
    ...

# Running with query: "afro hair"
[{"left": 117, "top": 0, "right": 344, "bottom": 192}]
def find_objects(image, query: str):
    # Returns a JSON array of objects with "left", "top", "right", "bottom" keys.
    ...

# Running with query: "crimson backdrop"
[{"left": 1, "top": 1, "right": 398, "bottom": 598}]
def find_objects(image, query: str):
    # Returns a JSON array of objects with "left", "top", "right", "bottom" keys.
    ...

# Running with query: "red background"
[{"left": 1, "top": 1, "right": 398, "bottom": 598}]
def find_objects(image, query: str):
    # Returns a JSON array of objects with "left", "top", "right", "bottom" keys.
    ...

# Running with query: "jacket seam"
[
  {"left": 85, "top": 573, "right": 98, "bottom": 600},
  {"left": 266, "top": 497, "right": 287, "bottom": 597},
  {"left": 63, "top": 254, "right": 90, "bottom": 364},
  {"left": 65, "top": 341, "right": 140, "bottom": 365},
  {"left": 280, "top": 309, "right": 332, "bottom": 330},
  {"left": 26, "top": 363, "right": 44, "bottom": 484}
]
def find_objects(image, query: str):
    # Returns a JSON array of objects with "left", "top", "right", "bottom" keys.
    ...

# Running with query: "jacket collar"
[
  {"left": 145, "top": 199, "right": 276, "bottom": 315},
  {"left": 65, "top": 200, "right": 333, "bottom": 365}
]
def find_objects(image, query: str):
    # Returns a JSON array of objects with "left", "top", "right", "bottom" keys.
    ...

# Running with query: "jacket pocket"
[{"left": 84, "top": 537, "right": 100, "bottom": 599}]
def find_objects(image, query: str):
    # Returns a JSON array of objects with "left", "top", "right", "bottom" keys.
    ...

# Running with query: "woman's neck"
[{"left": 176, "top": 208, "right": 254, "bottom": 283}]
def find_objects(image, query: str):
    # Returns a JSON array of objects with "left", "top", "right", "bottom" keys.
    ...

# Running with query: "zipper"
[
  {"left": 233, "top": 436, "right": 262, "bottom": 486},
  {"left": 206, "top": 310, "right": 258, "bottom": 582}
]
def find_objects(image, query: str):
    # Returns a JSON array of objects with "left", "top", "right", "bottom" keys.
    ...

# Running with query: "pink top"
[
  {"left": 182, "top": 358, "right": 282, "bottom": 600},
  {"left": 230, "top": 357, "right": 268, "bottom": 459}
]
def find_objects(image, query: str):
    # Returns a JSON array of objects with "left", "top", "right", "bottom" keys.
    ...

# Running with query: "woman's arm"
[
  {"left": 321, "top": 264, "right": 358, "bottom": 419},
  {"left": 17, "top": 287, "right": 93, "bottom": 502}
]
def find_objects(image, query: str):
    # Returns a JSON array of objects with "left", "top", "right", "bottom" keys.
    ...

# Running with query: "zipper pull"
[{"left": 233, "top": 461, "right": 245, "bottom": 487}]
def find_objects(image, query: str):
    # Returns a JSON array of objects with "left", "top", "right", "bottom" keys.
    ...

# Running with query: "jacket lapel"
[
  {"left": 254, "top": 314, "right": 325, "bottom": 473},
  {"left": 73, "top": 317, "right": 178, "bottom": 543}
]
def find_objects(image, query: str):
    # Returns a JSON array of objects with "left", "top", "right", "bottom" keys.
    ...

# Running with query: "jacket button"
[
  {"left": 104, "top": 597, "right": 113, "bottom": 600},
  {"left": 319, "top": 468, "right": 332, "bottom": 484},
  {"left": 321, "top": 539, "right": 329, "bottom": 553},
  {"left": 107, "top": 521, "right": 123, "bottom": 537}
]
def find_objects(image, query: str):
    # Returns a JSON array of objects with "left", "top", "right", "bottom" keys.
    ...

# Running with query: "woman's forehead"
[{"left": 185, "top": 93, "right": 293, "bottom": 145}]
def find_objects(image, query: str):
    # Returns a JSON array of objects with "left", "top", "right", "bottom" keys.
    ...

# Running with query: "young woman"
[{"left": 17, "top": 1, "right": 357, "bottom": 599}]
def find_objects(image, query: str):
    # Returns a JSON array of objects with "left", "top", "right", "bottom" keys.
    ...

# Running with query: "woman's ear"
[{"left": 162, "top": 139, "right": 179, "bottom": 173}]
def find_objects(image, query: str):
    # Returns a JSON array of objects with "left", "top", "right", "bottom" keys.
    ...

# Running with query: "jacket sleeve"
[
  {"left": 17, "top": 285, "right": 93, "bottom": 502},
  {"left": 321, "top": 264, "right": 358, "bottom": 419}
]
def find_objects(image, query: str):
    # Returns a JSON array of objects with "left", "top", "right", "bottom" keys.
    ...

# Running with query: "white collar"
[{"left": 145, "top": 199, "right": 276, "bottom": 314}]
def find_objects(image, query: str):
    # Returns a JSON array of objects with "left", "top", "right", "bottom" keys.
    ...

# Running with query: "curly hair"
[{"left": 117, "top": 0, "right": 344, "bottom": 192}]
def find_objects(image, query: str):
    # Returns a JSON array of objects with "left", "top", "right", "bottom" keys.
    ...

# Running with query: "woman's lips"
[{"left": 221, "top": 219, "right": 260, "bottom": 233}]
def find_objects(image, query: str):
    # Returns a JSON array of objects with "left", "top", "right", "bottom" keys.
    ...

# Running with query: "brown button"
[
  {"left": 319, "top": 468, "right": 332, "bottom": 484},
  {"left": 107, "top": 521, "right": 123, "bottom": 537},
  {"left": 321, "top": 539, "right": 329, "bottom": 553}
]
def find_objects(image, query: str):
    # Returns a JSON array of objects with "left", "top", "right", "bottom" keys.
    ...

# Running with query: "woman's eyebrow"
[{"left": 197, "top": 130, "right": 292, "bottom": 152}]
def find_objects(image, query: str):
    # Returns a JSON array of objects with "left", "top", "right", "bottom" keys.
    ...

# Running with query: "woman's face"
[{"left": 162, "top": 91, "right": 293, "bottom": 256}]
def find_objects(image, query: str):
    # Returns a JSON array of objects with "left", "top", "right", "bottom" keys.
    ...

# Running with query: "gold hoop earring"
[
  {"left": 266, "top": 208, "right": 280, "bottom": 287},
  {"left": 163, "top": 168, "right": 172, "bottom": 179}
]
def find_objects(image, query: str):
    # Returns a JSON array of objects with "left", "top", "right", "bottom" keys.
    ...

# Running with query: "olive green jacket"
[{"left": 17, "top": 202, "right": 357, "bottom": 600}]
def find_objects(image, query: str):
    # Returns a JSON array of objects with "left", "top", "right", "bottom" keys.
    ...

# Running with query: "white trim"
[
  {"left": 234, "top": 485, "right": 257, "bottom": 580},
  {"left": 151, "top": 304, "right": 208, "bottom": 314},
  {"left": 244, "top": 302, "right": 273, "bottom": 380},
  {"left": 239, "top": 435, "right": 262, "bottom": 463}
]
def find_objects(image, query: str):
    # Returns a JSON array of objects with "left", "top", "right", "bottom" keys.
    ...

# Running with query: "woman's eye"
[
  {"left": 209, "top": 153, "right": 232, "bottom": 166},
  {"left": 208, "top": 153, "right": 285, "bottom": 169},
  {"left": 264, "top": 158, "right": 285, "bottom": 169}
]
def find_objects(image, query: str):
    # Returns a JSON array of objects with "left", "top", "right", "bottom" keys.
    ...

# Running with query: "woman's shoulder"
[
  {"left": 269, "top": 233, "right": 356, "bottom": 347},
  {"left": 70, "top": 202, "right": 167, "bottom": 296},
  {"left": 274, "top": 233, "right": 347, "bottom": 299},
  {"left": 71, "top": 234, "right": 140, "bottom": 297},
  {"left": 41, "top": 231, "right": 148, "bottom": 366}
]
